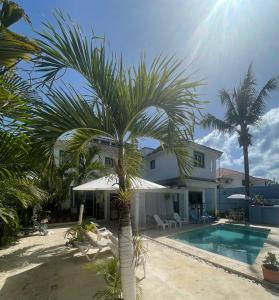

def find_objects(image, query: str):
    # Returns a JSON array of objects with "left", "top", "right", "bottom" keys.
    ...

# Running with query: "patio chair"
[
  {"left": 190, "top": 210, "right": 201, "bottom": 224},
  {"left": 73, "top": 231, "right": 117, "bottom": 261},
  {"left": 153, "top": 214, "right": 169, "bottom": 231},
  {"left": 173, "top": 213, "right": 188, "bottom": 228}
]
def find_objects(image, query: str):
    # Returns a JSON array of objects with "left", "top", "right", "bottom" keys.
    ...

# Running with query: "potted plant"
[{"left": 262, "top": 252, "right": 279, "bottom": 284}]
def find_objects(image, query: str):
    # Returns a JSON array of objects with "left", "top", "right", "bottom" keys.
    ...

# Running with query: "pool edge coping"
[{"left": 143, "top": 234, "right": 279, "bottom": 292}]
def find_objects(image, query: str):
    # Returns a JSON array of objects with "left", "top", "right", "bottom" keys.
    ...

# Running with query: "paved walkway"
[
  {"left": 0, "top": 226, "right": 278, "bottom": 300},
  {"left": 142, "top": 241, "right": 279, "bottom": 300}
]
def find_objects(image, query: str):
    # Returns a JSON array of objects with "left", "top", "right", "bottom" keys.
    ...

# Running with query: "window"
[
  {"left": 194, "top": 151, "right": 205, "bottom": 168},
  {"left": 105, "top": 157, "right": 114, "bottom": 167},
  {"left": 150, "top": 160, "right": 155, "bottom": 169}
]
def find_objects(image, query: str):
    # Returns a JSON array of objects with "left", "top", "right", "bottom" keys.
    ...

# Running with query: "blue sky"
[{"left": 14, "top": 0, "right": 279, "bottom": 179}]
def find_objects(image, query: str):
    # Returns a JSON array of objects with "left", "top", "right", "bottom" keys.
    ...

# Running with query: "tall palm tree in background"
[
  {"left": 202, "top": 64, "right": 278, "bottom": 197},
  {"left": 30, "top": 15, "right": 201, "bottom": 300}
]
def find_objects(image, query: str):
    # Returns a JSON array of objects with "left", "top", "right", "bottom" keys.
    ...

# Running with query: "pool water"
[{"left": 172, "top": 224, "right": 270, "bottom": 264}]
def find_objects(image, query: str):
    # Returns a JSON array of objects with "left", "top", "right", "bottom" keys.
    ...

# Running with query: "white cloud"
[{"left": 196, "top": 107, "right": 279, "bottom": 180}]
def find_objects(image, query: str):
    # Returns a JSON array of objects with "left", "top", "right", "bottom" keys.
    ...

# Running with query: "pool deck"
[{"left": 142, "top": 219, "right": 279, "bottom": 289}]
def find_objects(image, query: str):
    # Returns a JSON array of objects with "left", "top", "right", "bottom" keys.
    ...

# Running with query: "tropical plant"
[
  {"left": 0, "top": 1, "right": 43, "bottom": 245},
  {"left": 85, "top": 257, "right": 142, "bottom": 300},
  {"left": 65, "top": 220, "right": 97, "bottom": 246},
  {"left": 67, "top": 146, "right": 105, "bottom": 185},
  {"left": 86, "top": 257, "right": 123, "bottom": 300},
  {"left": 263, "top": 252, "right": 279, "bottom": 271},
  {"left": 202, "top": 64, "right": 278, "bottom": 196},
  {"left": 30, "top": 14, "right": 201, "bottom": 299},
  {"left": 0, "top": 130, "right": 46, "bottom": 244},
  {"left": 0, "top": 0, "right": 39, "bottom": 69},
  {"left": 133, "top": 233, "right": 147, "bottom": 268}
]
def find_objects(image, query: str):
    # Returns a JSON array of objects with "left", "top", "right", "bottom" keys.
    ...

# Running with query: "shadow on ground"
[{"left": 0, "top": 245, "right": 109, "bottom": 300}]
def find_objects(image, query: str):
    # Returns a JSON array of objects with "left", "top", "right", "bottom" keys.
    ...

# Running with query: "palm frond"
[
  {"left": 247, "top": 77, "right": 278, "bottom": 125},
  {"left": 0, "top": 0, "right": 31, "bottom": 28},
  {"left": 0, "top": 0, "right": 38, "bottom": 67},
  {"left": 0, "top": 71, "right": 39, "bottom": 124},
  {"left": 0, "top": 131, "right": 30, "bottom": 180},
  {"left": 201, "top": 113, "right": 233, "bottom": 133},
  {"left": 34, "top": 10, "right": 104, "bottom": 84},
  {"left": 0, "top": 28, "right": 39, "bottom": 67}
]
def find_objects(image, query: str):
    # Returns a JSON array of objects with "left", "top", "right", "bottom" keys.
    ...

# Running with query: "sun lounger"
[
  {"left": 90, "top": 222, "right": 113, "bottom": 239},
  {"left": 73, "top": 231, "right": 117, "bottom": 261},
  {"left": 173, "top": 213, "right": 188, "bottom": 228},
  {"left": 74, "top": 231, "right": 146, "bottom": 278},
  {"left": 153, "top": 214, "right": 169, "bottom": 230}
]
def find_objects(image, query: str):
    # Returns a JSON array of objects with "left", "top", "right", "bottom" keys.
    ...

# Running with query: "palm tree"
[
  {"left": 202, "top": 64, "right": 277, "bottom": 197},
  {"left": 0, "top": 131, "right": 45, "bottom": 244},
  {"left": 30, "top": 15, "right": 201, "bottom": 300},
  {"left": 0, "top": 0, "right": 39, "bottom": 69},
  {"left": 0, "top": 1, "right": 43, "bottom": 245},
  {"left": 38, "top": 145, "right": 105, "bottom": 224}
]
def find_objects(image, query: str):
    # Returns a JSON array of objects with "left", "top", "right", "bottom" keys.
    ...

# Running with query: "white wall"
[
  {"left": 144, "top": 143, "right": 220, "bottom": 182},
  {"left": 221, "top": 174, "right": 270, "bottom": 188}
]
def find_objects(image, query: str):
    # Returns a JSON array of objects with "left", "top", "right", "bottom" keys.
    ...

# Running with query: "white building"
[
  {"left": 140, "top": 142, "right": 222, "bottom": 227},
  {"left": 216, "top": 168, "right": 272, "bottom": 188},
  {"left": 57, "top": 139, "right": 222, "bottom": 228}
]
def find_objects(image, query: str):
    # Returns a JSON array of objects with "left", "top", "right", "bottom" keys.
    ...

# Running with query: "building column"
[
  {"left": 202, "top": 189, "right": 206, "bottom": 213},
  {"left": 184, "top": 189, "right": 189, "bottom": 221},
  {"left": 214, "top": 187, "right": 218, "bottom": 216},
  {"left": 104, "top": 191, "right": 108, "bottom": 221},
  {"left": 134, "top": 192, "right": 140, "bottom": 230},
  {"left": 143, "top": 192, "right": 146, "bottom": 228}
]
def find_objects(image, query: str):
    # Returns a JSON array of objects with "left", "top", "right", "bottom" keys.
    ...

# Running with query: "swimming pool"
[{"left": 172, "top": 224, "right": 270, "bottom": 264}]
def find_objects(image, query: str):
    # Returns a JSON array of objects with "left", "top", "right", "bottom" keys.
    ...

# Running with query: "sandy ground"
[{"left": 0, "top": 226, "right": 278, "bottom": 300}]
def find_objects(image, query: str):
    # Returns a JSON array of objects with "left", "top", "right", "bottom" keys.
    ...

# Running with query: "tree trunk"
[
  {"left": 118, "top": 142, "right": 136, "bottom": 300},
  {"left": 78, "top": 203, "right": 84, "bottom": 225},
  {"left": 243, "top": 144, "right": 250, "bottom": 197},
  {"left": 78, "top": 191, "right": 86, "bottom": 225}
]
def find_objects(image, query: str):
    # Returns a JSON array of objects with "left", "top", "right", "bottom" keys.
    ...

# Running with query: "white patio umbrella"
[
  {"left": 73, "top": 174, "right": 166, "bottom": 191},
  {"left": 227, "top": 194, "right": 251, "bottom": 200},
  {"left": 73, "top": 174, "right": 166, "bottom": 224}
]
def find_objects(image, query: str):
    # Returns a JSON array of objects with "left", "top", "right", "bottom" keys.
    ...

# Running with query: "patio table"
[{"left": 166, "top": 220, "right": 176, "bottom": 228}]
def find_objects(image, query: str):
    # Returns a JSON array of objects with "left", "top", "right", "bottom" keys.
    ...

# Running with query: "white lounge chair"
[
  {"left": 91, "top": 223, "right": 113, "bottom": 239},
  {"left": 74, "top": 231, "right": 117, "bottom": 261},
  {"left": 153, "top": 214, "right": 169, "bottom": 231},
  {"left": 173, "top": 213, "right": 188, "bottom": 228}
]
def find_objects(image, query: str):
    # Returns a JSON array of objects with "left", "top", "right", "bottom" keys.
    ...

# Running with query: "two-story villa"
[{"left": 57, "top": 139, "right": 222, "bottom": 229}]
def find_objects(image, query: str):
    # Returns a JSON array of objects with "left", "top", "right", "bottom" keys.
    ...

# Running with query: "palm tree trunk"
[
  {"left": 78, "top": 191, "right": 85, "bottom": 224},
  {"left": 118, "top": 142, "right": 136, "bottom": 300},
  {"left": 243, "top": 144, "right": 250, "bottom": 197}
]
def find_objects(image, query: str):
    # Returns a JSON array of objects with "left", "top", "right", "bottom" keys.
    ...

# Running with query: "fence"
[{"left": 217, "top": 185, "right": 279, "bottom": 213}]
